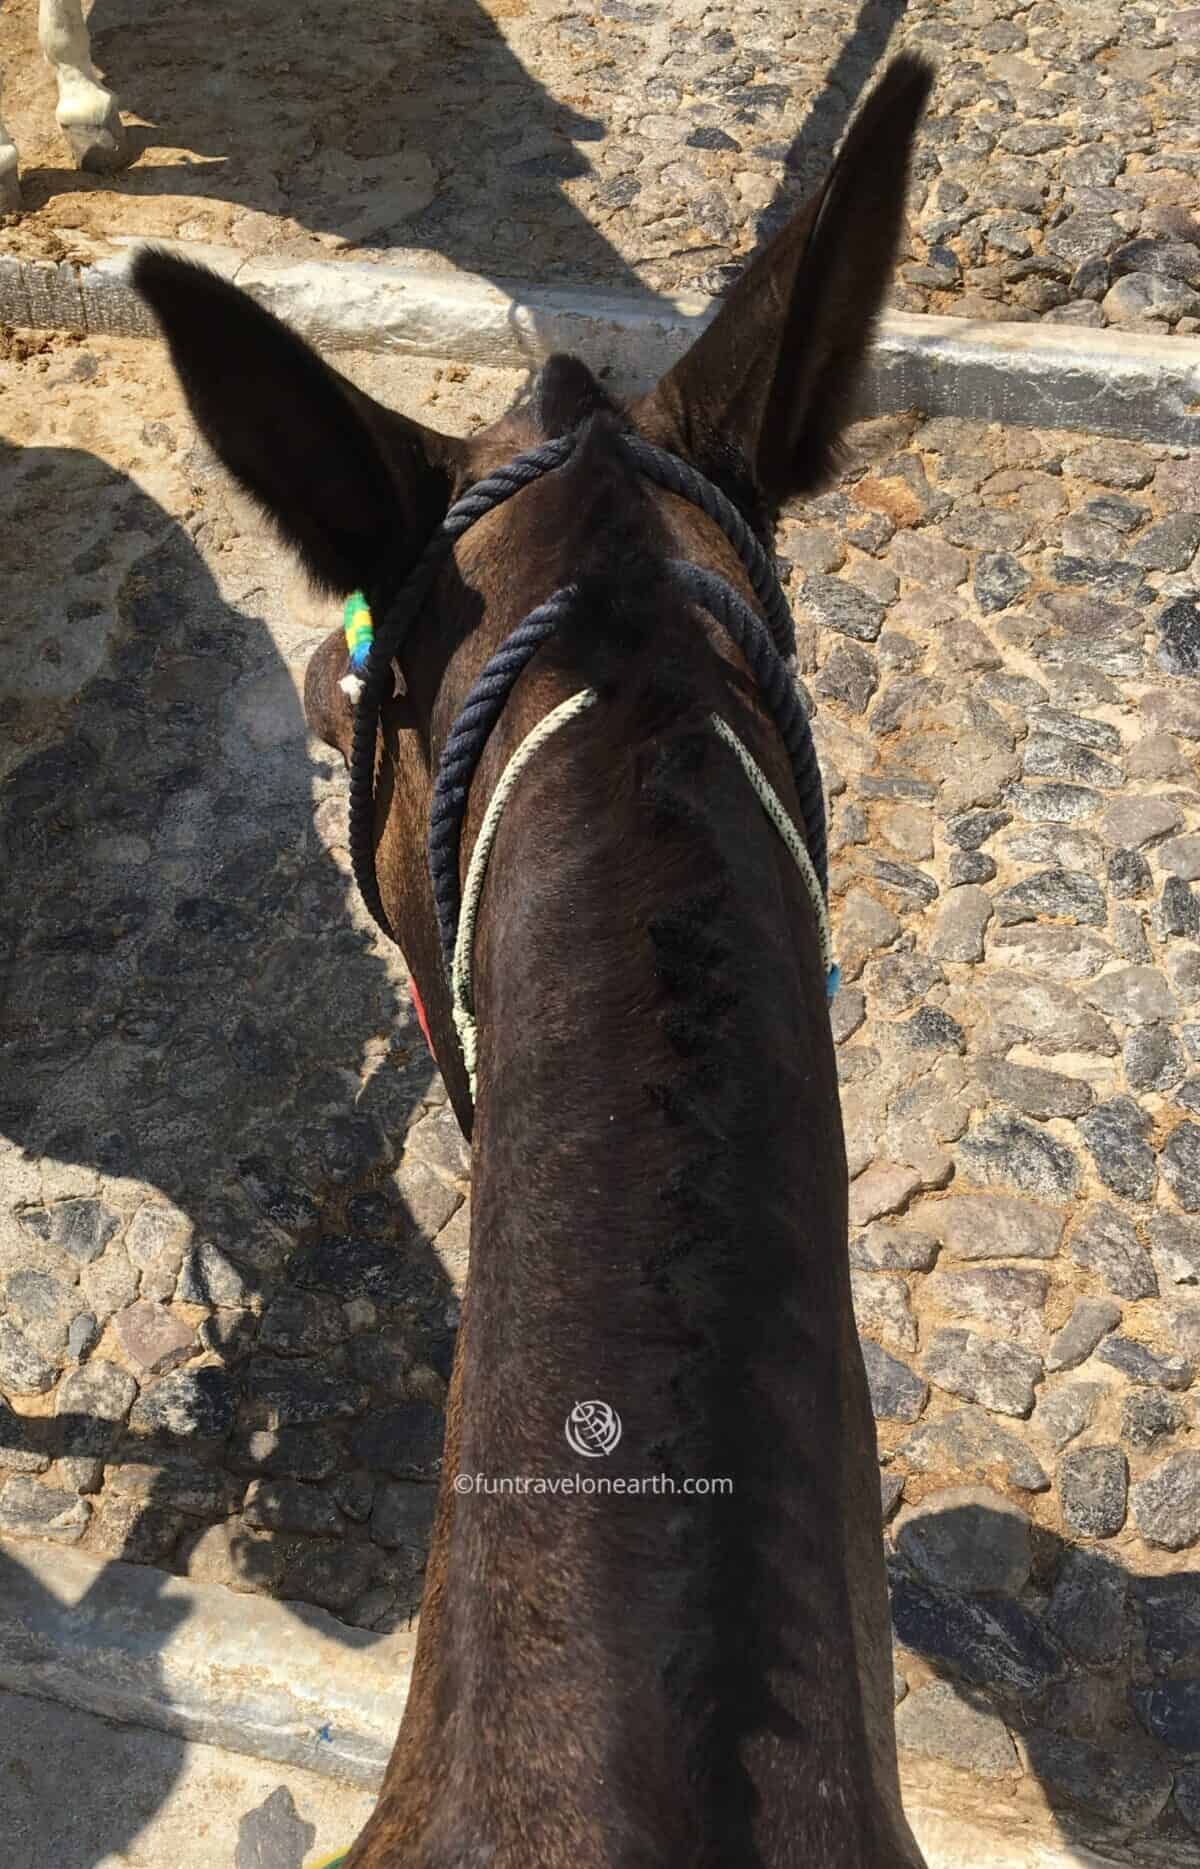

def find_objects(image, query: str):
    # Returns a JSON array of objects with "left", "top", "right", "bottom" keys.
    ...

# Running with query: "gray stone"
[
  {"left": 1005, "top": 783, "right": 1100, "bottom": 826},
  {"left": 974, "top": 1061, "right": 1091, "bottom": 1121},
  {"left": 1022, "top": 734, "right": 1123, "bottom": 788},
  {"left": 1068, "top": 1205, "right": 1157, "bottom": 1302},
  {"left": 0, "top": 1320, "right": 55, "bottom": 1394},
  {"left": 1112, "top": 905, "right": 1151, "bottom": 964},
  {"left": 371, "top": 1479, "right": 437, "bottom": 1550},
  {"left": 994, "top": 869, "right": 1107, "bottom": 929},
  {"left": 247, "top": 1361, "right": 369, "bottom": 1429},
  {"left": 1111, "top": 238, "right": 1200, "bottom": 288},
  {"left": 80, "top": 1247, "right": 139, "bottom": 1324},
  {"left": 1078, "top": 1099, "right": 1157, "bottom": 1202},
  {"left": 17, "top": 1199, "right": 120, "bottom": 1266},
  {"left": 1149, "top": 1214, "right": 1200, "bottom": 1289},
  {"left": 866, "top": 952, "right": 944, "bottom": 1015},
  {"left": 66, "top": 1312, "right": 98, "bottom": 1362},
  {"left": 178, "top": 1240, "right": 251, "bottom": 1308},
  {"left": 130, "top": 1367, "right": 237, "bottom": 1441},
  {"left": 928, "top": 887, "right": 992, "bottom": 964},
  {"left": 229, "top": 1425, "right": 342, "bottom": 1483},
  {"left": 1033, "top": 1382, "right": 1105, "bottom": 1453},
  {"left": 1100, "top": 795, "right": 1183, "bottom": 849},
  {"left": 850, "top": 1272, "right": 916, "bottom": 1353},
  {"left": 924, "top": 1328, "right": 1043, "bottom": 1418},
  {"left": 946, "top": 809, "right": 1010, "bottom": 851},
  {"left": 861, "top": 1340, "right": 927, "bottom": 1423},
  {"left": 1058, "top": 1444, "right": 1127, "bottom": 1538},
  {"left": 1046, "top": 1549, "right": 1128, "bottom": 1666},
  {"left": 1156, "top": 876, "right": 1200, "bottom": 938},
  {"left": 1157, "top": 599, "right": 1200, "bottom": 678},
  {"left": 1046, "top": 1299, "right": 1122, "bottom": 1373},
  {"left": 900, "top": 1407, "right": 1048, "bottom": 1493},
  {"left": 948, "top": 851, "right": 996, "bottom": 886},
  {"left": 849, "top": 1226, "right": 939, "bottom": 1273},
  {"left": 332, "top": 1471, "right": 375, "bottom": 1523},
  {"left": 1023, "top": 1731, "right": 1171, "bottom": 1831},
  {"left": 1122, "top": 1389, "right": 1184, "bottom": 1450},
  {"left": 1125, "top": 1024, "right": 1186, "bottom": 1092},
  {"left": 243, "top": 1478, "right": 343, "bottom": 1538},
  {"left": 837, "top": 888, "right": 901, "bottom": 976},
  {"left": 816, "top": 642, "right": 878, "bottom": 713},
  {"left": 974, "top": 554, "right": 1030, "bottom": 615},
  {"left": 894, "top": 1486, "right": 1031, "bottom": 1595},
  {"left": 802, "top": 575, "right": 885, "bottom": 643},
  {"left": 0, "top": 1476, "right": 90, "bottom": 1543},
  {"left": 1004, "top": 823, "right": 1105, "bottom": 874},
  {"left": 1131, "top": 513, "right": 1200, "bottom": 572},
  {"left": 897, "top": 1008, "right": 964, "bottom": 1055},
  {"left": 0, "top": 1399, "right": 49, "bottom": 1475},
  {"left": 958, "top": 1113, "right": 1079, "bottom": 1200},
  {"left": 1103, "top": 271, "right": 1200, "bottom": 324},
  {"left": 889, "top": 1569, "right": 1062, "bottom": 1698},
  {"left": 1163, "top": 1122, "right": 1200, "bottom": 1213},
  {"left": 1161, "top": 834, "right": 1200, "bottom": 883},
  {"left": 1178, "top": 1768, "right": 1200, "bottom": 1836},
  {"left": 925, "top": 1267, "right": 1047, "bottom": 1349},
  {"left": 933, "top": 1194, "right": 1062, "bottom": 1262},
  {"left": 1086, "top": 965, "right": 1177, "bottom": 1026},
  {"left": 1096, "top": 1336, "right": 1191, "bottom": 1390},
  {"left": 55, "top": 1360, "right": 137, "bottom": 1460},
  {"left": 894, "top": 1680, "right": 1016, "bottom": 1777},
  {"left": 1135, "top": 1680, "right": 1200, "bottom": 1752},
  {"left": 848, "top": 1162, "right": 923, "bottom": 1229}
]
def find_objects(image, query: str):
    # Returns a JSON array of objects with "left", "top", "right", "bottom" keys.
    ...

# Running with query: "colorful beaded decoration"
[{"left": 344, "top": 590, "right": 373, "bottom": 672}]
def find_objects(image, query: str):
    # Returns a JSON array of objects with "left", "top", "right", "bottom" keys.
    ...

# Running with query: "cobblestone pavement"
[
  {"left": 7, "top": 327, "right": 1200, "bottom": 1856},
  {"left": 4, "top": 0, "right": 1200, "bottom": 331}
]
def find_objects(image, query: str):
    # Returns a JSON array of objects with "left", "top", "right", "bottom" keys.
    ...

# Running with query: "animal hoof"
[
  {"left": 65, "top": 105, "right": 133, "bottom": 174},
  {"left": 0, "top": 153, "right": 20, "bottom": 213}
]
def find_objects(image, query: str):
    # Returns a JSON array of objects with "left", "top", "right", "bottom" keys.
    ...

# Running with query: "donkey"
[
  {"left": 0, "top": 0, "right": 131, "bottom": 212},
  {"left": 135, "top": 53, "right": 932, "bottom": 1869}
]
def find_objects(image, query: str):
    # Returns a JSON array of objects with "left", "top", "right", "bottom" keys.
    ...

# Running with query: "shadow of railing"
[{"left": 888, "top": 1497, "right": 1200, "bottom": 1859}]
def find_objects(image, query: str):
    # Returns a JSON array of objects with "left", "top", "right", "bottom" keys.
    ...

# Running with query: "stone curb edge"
[
  {"left": 4, "top": 240, "right": 1200, "bottom": 446},
  {"left": 0, "top": 1539, "right": 1149, "bottom": 1869}
]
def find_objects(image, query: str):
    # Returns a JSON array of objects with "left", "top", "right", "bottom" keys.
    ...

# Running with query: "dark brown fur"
[{"left": 135, "top": 55, "right": 933, "bottom": 1868}]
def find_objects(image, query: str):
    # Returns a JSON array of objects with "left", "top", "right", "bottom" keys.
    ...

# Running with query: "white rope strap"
[
  {"left": 453, "top": 688, "right": 598, "bottom": 1090},
  {"left": 708, "top": 713, "right": 838, "bottom": 997},
  {"left": 451, "top": 692, "right": 838, "bottom": 1098}
]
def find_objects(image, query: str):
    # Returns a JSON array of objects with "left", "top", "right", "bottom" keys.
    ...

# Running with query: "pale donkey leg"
[
  {"left": 38, "top": 0, "right": 132, "bottom": 172},
  {"left": 0, "top": 57, "right": 21, "bottom": 210}
]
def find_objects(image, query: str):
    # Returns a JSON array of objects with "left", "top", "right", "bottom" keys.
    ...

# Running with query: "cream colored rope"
[{"left": 452, "top": 693, "right": 836, "bottom": 1099}]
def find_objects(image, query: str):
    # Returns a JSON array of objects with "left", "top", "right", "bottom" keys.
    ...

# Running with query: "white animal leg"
[
  {"left": 0, "top": 62, "right": 21, "bottom": 210},
  {"left": 38, "top": 0, "right": 132, "bottom": 172}
]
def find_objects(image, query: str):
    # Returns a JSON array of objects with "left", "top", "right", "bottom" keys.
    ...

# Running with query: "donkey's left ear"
[
  {"left": 631, "top": 54, "right": 933, "bottom": 509},
  {"left": 134, "top": 250, "right": 465, "bottom": 594}
]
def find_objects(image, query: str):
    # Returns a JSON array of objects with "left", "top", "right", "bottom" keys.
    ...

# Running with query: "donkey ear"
[
  {"left": 133, "top": 250, "right": 464, "bottom": 593},
  {"left": 632, "top": 54, "right": 933, "bottom": 507}
]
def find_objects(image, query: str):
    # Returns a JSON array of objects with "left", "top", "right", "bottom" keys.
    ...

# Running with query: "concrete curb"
[
  {"left": 0, "top": 1538, "right": 412, "bottom": 1789},
  {"left": 4, "top": 241, "right": 1200, "bottom": 445},
  {"left": 0, "top": 1539, "right": 1159, "bottom": 1868}
]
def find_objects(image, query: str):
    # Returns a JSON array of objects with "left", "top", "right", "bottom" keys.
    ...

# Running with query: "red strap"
[{"left": 409, "top": 976, "right": 437, "bottom": 1063}]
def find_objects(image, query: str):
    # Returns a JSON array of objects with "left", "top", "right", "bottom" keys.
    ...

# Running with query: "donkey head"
[{"left": 135, "top": 55, "right": 931, "bottom": 1133}]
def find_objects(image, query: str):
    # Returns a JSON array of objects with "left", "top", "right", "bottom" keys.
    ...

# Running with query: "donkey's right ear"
[
  {"left": 631, "top": 55, "right": 933, "bottom": 509},
  {"left": 134, "top": 251, "right": 465, "bottom": 594}
]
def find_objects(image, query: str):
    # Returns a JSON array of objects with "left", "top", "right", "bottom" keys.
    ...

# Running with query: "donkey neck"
[{"left": 407, "top": 659, "right": 905, "bottom": 1867}]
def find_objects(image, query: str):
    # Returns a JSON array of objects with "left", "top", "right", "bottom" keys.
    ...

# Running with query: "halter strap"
[{"left": 448, "top": 694, "right": 837, "bottom": 1101}]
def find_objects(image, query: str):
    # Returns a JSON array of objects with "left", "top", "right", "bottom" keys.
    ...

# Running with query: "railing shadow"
[
  {"left": 0, "top": 435, "right": 455, "bottom": 1861},
  {"left": 887, "top": 1496, "right": 1200, "bottom": 1859}
]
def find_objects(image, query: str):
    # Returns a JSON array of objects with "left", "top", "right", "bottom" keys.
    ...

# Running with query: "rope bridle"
[{"left": 340, "top": 427, "right": 837, "bottom": 1096}]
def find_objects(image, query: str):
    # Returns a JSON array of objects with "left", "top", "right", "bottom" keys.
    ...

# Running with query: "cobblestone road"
[
  {"left": 3, "top": 0, "right": 1200, "bottom": 329},
  {"left": 6, "top": 325, "right": 1200, "bottom": 1856}
]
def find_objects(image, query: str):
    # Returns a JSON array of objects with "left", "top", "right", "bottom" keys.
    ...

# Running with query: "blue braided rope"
[
  {"left": 349, "top": 438, "right": 575, "bottom": 938},
  {"left": 349, "top": 425, "right": 807, "bottom": 949},
  {"left": 626, "top": 438, "right": 794, "bottom": 659},
  {"left": 428, "top": 587, "right": 579, "bottom": 960},
  {"left": 427, "top": 559, "right": 827, "bottom": 979}
]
